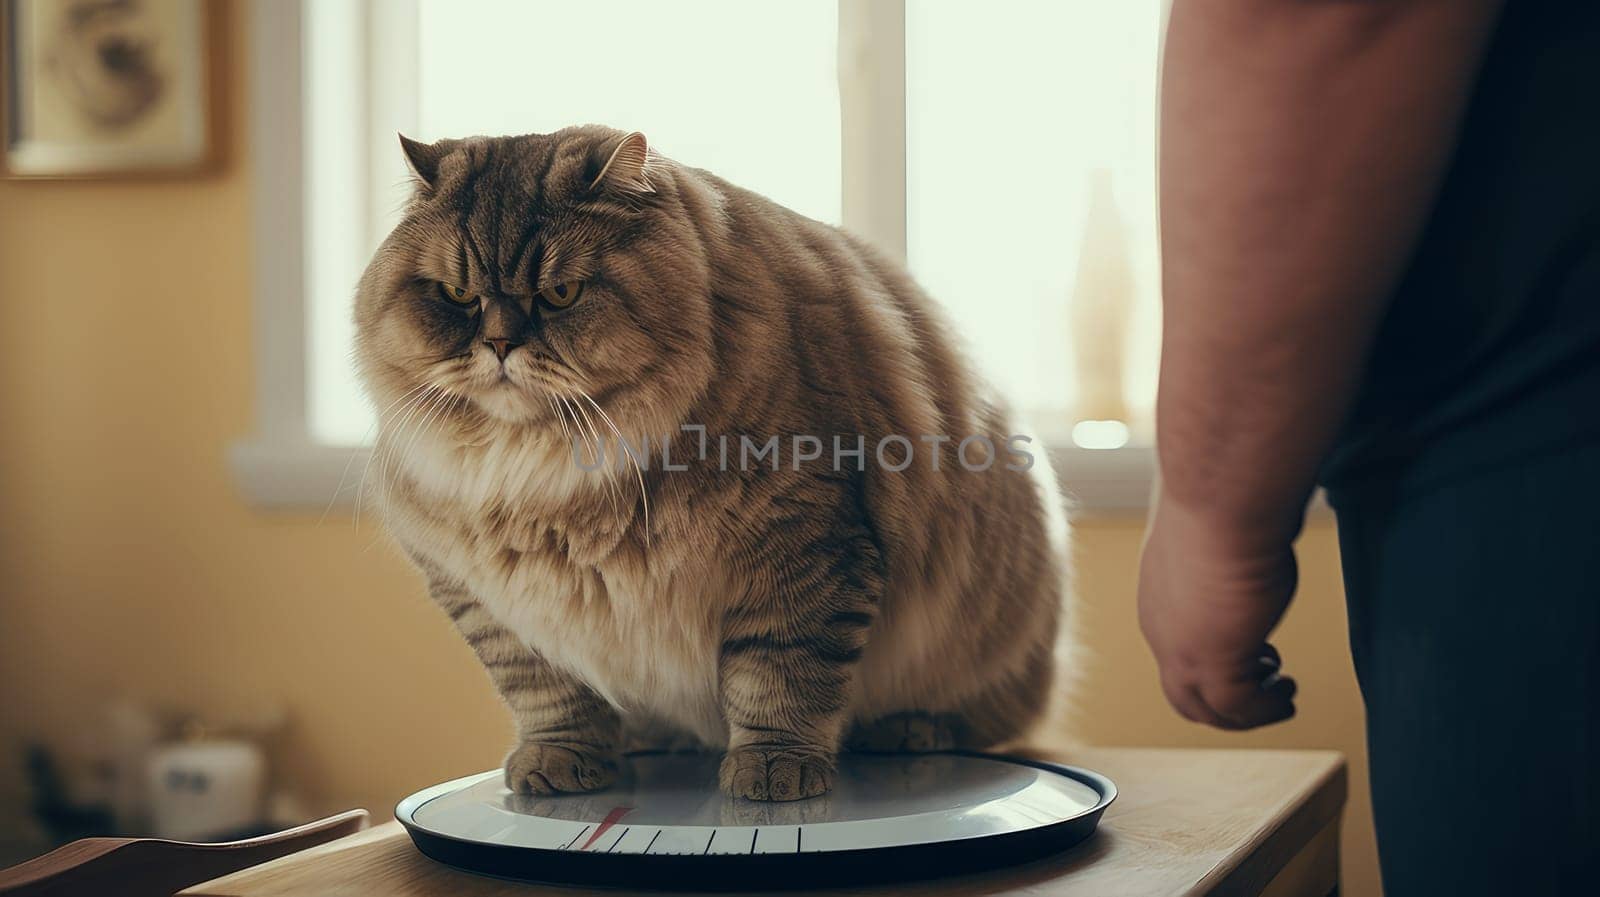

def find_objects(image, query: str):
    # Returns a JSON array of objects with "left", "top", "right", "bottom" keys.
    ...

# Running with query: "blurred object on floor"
[
  {"left": 13, "top": 698, "right": 321, "bottom": 860},
  {"left": 146, "top": 739, "right": 265, "bottom": 841},
  {"left": 22, "top": 747, "right": 112, "bottom": 847}
]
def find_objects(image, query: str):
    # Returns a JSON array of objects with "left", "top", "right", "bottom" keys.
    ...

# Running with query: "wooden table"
[{"left": 181, "top": 748, "right": 1345, "bottom": 897}]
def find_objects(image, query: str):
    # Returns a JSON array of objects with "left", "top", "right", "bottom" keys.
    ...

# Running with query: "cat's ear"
[
  {"left": 590, "top": 131, "right": 655, "bottom": 195},
  {"left": 399, "top": 133, "right": 444, "bottom": 187}
]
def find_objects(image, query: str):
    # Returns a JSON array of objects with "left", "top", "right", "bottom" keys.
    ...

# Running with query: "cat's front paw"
[
  {"left": 719, "top": 746, "right": 834, "bottom": 801},
  {"left": 504, "top": 741, "right": 619, "bottom": 795}
]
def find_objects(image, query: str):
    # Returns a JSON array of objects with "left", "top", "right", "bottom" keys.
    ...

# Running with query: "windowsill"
[
  {"left": 229, "top": 439, "right": 373, "bottom": 512},
  {"left": 1049, "top": 443, "right": 1156, "bottom": 514},
  {"left": 229, "top": 439, "right": 1156, "bottom": 516}
]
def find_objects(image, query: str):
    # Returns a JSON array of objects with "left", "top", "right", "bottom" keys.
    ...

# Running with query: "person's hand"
[{"left": 1138, "top": 497, "right": 1300, "bottom": 730}]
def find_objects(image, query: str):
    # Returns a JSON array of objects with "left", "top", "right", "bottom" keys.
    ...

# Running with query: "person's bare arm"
[{"left": 1140, "top": 0, "right": 1504, "bottom": 730}]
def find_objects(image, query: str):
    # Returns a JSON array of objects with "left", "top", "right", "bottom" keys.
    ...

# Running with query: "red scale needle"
[{"left": 579, "top": 805, "right": 635, "bottom": 851}]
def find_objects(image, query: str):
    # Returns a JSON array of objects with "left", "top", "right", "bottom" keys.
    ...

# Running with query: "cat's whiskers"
[
  {"left": 358, "top": 383, "right": 440, "bottom": 529},
  {"left": 560, "top": 391, "right": 621, "bottom": 518},
  {"left": 575, "top": 388, "right": 650, "bottom": 547},
  {"left": 367, "top": 384, "right": 445, "bottom": 516},
  {"left": 389, "top": 387, "right": 461, "bottom": 497},
  {"left": 321, "top": 380, "right": 433, "bottom": 527},
  {"left": 490, "top": 362, "right": 640, "bottom": 537},
  {"left": 543, "top": 392, "right": 606, "bottom": 510},
  {"left": 559, "top": 393, "right": 598, "bottom": 468},
  {"left": 387, "top": 389, "right": 464, "bottom": 507},
  {"left": 360, "top": 384, "right": 463, "bottom": 555},
  {"left": 544, "top": 394, "right": 574, "bottom": 447},
  {"left": 524, "top": 369, "right": 609, "bottom": 466},
  {"left": 374, "top": 385, "right": 439, "bottom": 486}
]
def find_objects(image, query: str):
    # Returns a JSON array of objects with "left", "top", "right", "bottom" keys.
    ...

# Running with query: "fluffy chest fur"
[{"left": 385, "top": 427, "right": 730, "bottom": 743}]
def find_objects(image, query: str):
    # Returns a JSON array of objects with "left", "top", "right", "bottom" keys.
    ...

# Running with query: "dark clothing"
[
  {"left": 1321, "top": 0, "right": 1600, "bottom": 495},
  {"left": 1320, "top": 1, "right": 1600, "bottom": 893},
  {"left": 1333, "top": 441, "right": 1600, "bottom": 896}
]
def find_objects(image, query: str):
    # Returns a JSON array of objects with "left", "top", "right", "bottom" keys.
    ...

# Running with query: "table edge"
[{"left": 1191, "top": 751, "right": 1348, "bottom": 897}]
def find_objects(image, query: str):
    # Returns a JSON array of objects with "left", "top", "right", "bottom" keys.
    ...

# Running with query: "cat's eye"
[
  {"left": 538, "top": 280, "right": 584, "bottom": 309},
  {"left": 436, "top": 281, "right": 478, "bottom": 307}
]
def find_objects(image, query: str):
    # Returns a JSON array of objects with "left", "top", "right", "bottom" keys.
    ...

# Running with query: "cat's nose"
[{"left": 484, "top": 338, "right": 522, "bottom": 361}]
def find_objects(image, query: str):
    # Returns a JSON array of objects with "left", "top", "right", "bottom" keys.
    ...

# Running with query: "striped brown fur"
[{"left": 354, "top": 126, "right": 1075, "bottom": 801}]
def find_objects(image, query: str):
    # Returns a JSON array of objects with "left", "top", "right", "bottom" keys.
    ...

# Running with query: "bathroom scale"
[{"left": 396, "top": 751, "right": 1116, "bottom": 890}]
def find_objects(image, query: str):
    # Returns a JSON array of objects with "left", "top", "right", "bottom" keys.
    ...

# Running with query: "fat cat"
[{"left": 354, "top": 125, "right": 1073, "bottom": 801}]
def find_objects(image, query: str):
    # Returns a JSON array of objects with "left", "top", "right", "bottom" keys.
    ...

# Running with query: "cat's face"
[{"left": 354, "top": 126, "right": 715, "bottom": 442}]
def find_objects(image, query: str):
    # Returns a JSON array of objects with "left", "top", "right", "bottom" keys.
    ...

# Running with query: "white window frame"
[{"left": 231, "top": 0, "right": 1157, "bottom": 513}]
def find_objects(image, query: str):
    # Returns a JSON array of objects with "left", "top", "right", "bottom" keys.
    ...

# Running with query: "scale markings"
[
  {"left": 561, "top": 825, "right": 591, "bottom": 851},
  {"left": 403, "top": 751, "right": 1106, "bottom": 877}
]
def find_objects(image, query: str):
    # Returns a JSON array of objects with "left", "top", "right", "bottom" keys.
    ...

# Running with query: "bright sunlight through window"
[{"left": 304, "top": 0, "right": 1161, "bottom": 451}]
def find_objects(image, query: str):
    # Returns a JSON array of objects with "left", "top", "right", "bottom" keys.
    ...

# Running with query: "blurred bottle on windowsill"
[{"left": 1068, "top": 169, "right": 1135, "bottom": 451}]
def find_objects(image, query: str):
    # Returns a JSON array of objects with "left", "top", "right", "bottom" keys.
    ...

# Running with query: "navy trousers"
[{"left": 1332, "top": 439, "right": 1600, "bottom": 895}]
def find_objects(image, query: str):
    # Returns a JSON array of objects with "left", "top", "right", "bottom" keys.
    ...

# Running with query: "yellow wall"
[{"left": 0, "top": 5, "right": 1378, "bottom": 894}]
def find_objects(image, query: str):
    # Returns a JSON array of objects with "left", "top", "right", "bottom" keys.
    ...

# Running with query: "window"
[
  {"left": 235, "top": 0, "right": 1163, "bottom": 510},
  {"left": 907, "top": 1, "right": 1162, "bottom": 444}
]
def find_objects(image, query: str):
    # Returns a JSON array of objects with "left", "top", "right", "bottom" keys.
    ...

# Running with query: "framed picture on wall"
[{"left": 1, "top": 0, "right": 217, "bottom": 177}]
